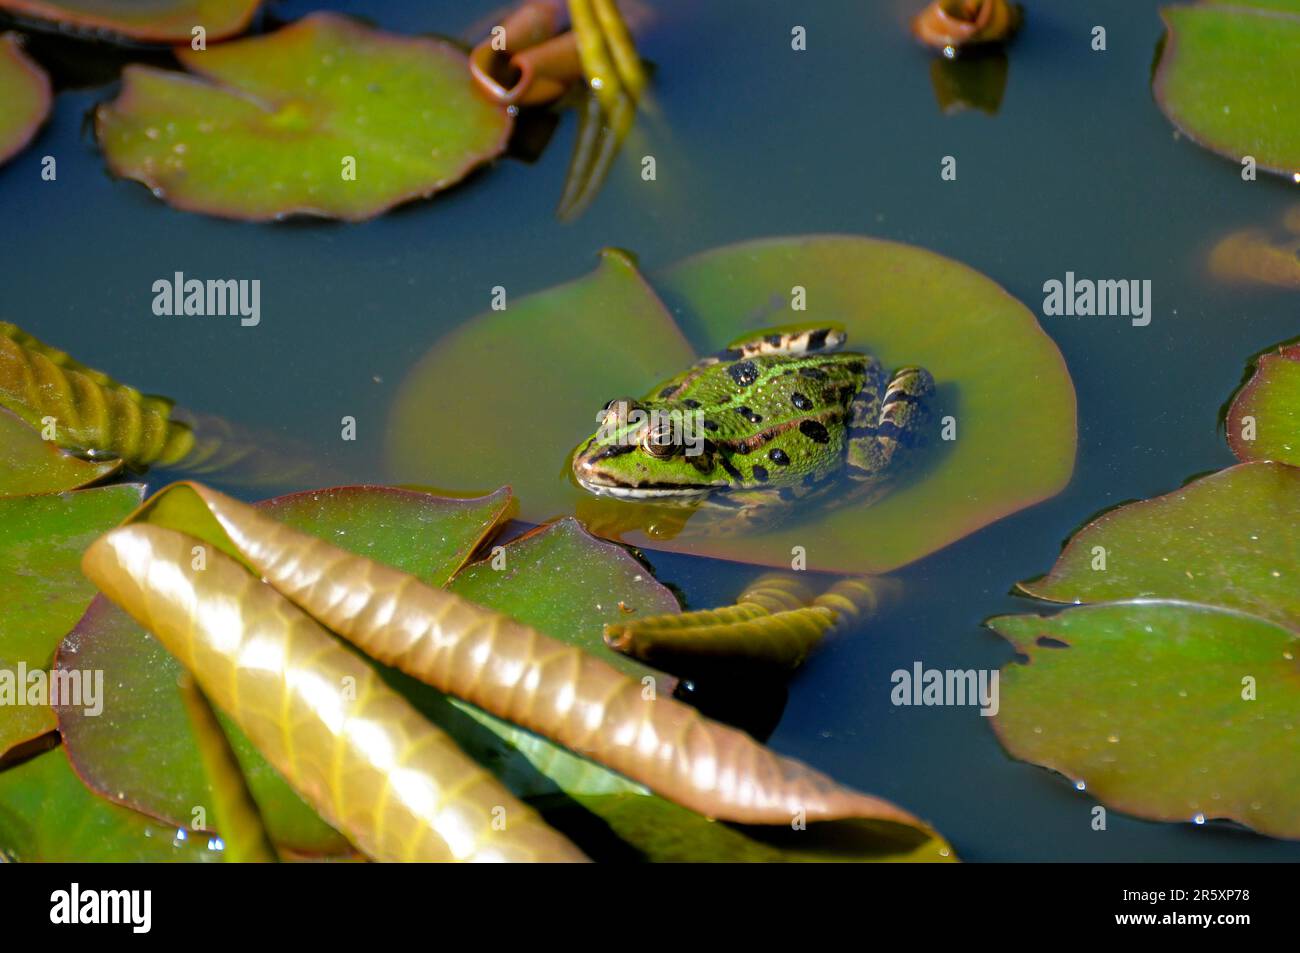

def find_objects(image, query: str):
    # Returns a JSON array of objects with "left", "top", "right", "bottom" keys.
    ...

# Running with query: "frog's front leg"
[{"left": 845, "top": 366, "right": 935, "bottom": 484}]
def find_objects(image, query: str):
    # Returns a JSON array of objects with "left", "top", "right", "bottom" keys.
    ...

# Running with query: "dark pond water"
[{"left": 2, "top": 0, "right": 1297, "bottom": 860}]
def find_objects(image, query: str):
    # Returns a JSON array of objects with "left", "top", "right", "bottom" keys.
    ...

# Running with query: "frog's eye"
[{"left": 642, "top": 422, "right": 679, "bottom": 459}]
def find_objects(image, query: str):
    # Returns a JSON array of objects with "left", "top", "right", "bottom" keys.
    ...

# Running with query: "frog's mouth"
[{"left": 575, "top": 476, "right": 719, "bottom": 501}]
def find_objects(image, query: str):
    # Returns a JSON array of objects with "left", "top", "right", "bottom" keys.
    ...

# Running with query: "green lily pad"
[
  {"left": 96, "top": 13, "right": 513, "bottom": 222},
  {"left": 389, "top": 237, "right": 1076, "bottom": 574},
  {"left": 53, "top": 484, "right": 683, "bottom": 859},
  {"left": 1020, "top": 462, "right": 1300, "bottom": 630},
  {"left": 0, "top": 484, "right": 142, "bottom": 758},
  {"left": 1155, "top": 1, "right": 1300, "bottom": 178},
  {"left": 0, "top": 0, "right": 260, "bottom": 44},
  {"left": 0, "top": 747, "right": 222, "bottom": 861},
  {"left": 1227, "top": 343, "right": 1300, "bottom": 466},
  {"left": 0, "top": 33, "right": 50, "bottom": 166},
  {"left": 0, "top": 406, "right": 122, "bottom": 498},
  {"left": 990, "top": 601, "right": 1300, "bottom": 839}
]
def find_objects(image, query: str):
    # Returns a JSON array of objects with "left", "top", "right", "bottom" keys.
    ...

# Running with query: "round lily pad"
[
  {"left": 0, "top": 0, "right": 260, "bottom": 44},
  {"left": 96, "top": 13, "right": 513, "bottom": 222},
  {"left": 389, "top": 237, "right": 1077, "bottom": 574},
  {"left": 991, "top": 601, "right": 1300, "bottom": 839},
  {"left": 1154, "top": 1, "right": 1300, "bottom": 178},
  {"left": 0, "top": 33, "right": 50, "bottom": 167},
  {"left": 1227, "top": 343, "right": 1300, "bottom": 466}
]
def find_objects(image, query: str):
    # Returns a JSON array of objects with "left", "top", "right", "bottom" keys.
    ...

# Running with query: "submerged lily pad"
[
  {"left": 991, "top": 601, "right": 1300, "bottom": 839},
  {"left": 1227, "top": 343, "right": 1300, "bottom": 466},
  {"left": 1021, "top": 463, "right": 1300, "bottom": 629},
  {"left": 389, "top": 237, "right": 1076, "bottom": 574},
  {"left": 96, "top": 13, "right": 513, "bottom": 222},
  {"left": 0, "top": 0, "right": 260, "bottom": 44},
  {"left": 0, "top": 33, "right": 50, "bottom": 166},
  {"left": 1155, "top": 1, "right": 1300, "bottom": 178},
  {"left": 0, "top": 405, "right": 122, "bottom": 498}
]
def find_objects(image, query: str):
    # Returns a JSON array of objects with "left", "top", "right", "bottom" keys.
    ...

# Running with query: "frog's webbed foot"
[{"left": 845, "top": 366, "right": 935, "bottom": 484}]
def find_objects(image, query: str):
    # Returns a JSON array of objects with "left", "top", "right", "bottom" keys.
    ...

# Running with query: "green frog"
[{"left": 570, "top": 327, "right": 935, "bottom": 529}]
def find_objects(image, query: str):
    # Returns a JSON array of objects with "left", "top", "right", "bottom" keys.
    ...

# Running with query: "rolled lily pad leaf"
[
  {"left": 58, "top": 486, "right": 555, "bottom": 859},
  {"left": 96, "top": 13, "right": 513, "bottom": 222},
  {"left": 391, "top": 238, "right": 1074, "bottom": 573},
  {"left": 1154, "top": 1, "right": 1300, "bottom": 178},
  {"left": 455, "top": 702, "right": 955, "bottom": 862},
  {"left": 0, "top": 405, "right": 122, "bottom": 498},
  {"left": 0, "top": 747, "right": 223, "bottom": 861},
  {"left": 0, "top": 33, "right": 50, "bottom": 166},
  {"left": 1227, "top": 343, "right": 1300, "bottom": 466},
  {"left": 82, "top": 521, "right": 588, "bottom": 862},
  {"left": 0, "top": 321, "right": 194, "bottom": 467},
  {"left": 120, "top": 483, "right": 939, "bottom": 840},
  {"left": 448, "top": 517, "right": 678, "bottom": 689},
  {"left": 1020, "top": 463, "right": 1300, "bottom": 630},
  {"left": 990, "top": 600, "right": 1300, "bottom": 839},
  {"left": 0, "top": 0, "right": 260, "bottom": 44}
]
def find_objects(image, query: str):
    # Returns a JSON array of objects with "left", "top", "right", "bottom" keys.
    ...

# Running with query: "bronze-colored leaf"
[{"left": 82, "top": 521, "right": 587, "bottom": 862}]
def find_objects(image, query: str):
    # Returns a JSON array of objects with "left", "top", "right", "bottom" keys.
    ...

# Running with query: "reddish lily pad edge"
[
  {"left": 0, "top": 33, "right": 51, "bottom": 166},
  {"left": 0, "top": 0, "right": 261, "bottom": 44}
]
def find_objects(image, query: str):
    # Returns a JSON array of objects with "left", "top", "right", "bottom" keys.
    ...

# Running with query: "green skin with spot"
[{"left": 571, "top": 328, "right": 935, "bottom": 527}]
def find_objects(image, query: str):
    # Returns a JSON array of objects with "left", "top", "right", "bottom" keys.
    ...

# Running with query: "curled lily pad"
[
  {"left": 0, "top": 405, "right": 121, "bottom": 498},
  {"left": 390, "top": 237, "right": 1076, "bottom": 574},
  {"left": 0, "top": 0, "right": 260, "bottom": 44},
  {"left": 57, "top": 485, "right": 518, "bottom": 857},
  {"left": 1155, "top": 1, "right": 1300, "bottom": 178},
  {"left": 77, "top": 481, "right": 947, "bottom": 858},
  {"left": 0, "top": 33, "right": 50, "bottom": 166},
  {"left": 1020, "top": 462, "right": 1299, "bottom": 629},
  {"left": 0, "top": 321, "right": 194, "bottom": 467},
  {"left": 991, "top": 601, "right": 1300, "bottom": 838},
  {"left": 1227, "top": 343, "right": 1300, "bottom": 466},
  {"left": 95, "top": 13, "right": 513, "bottom": 222}
]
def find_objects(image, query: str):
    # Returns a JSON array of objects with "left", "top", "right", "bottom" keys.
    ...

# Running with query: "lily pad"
[
  {"left": 95, "top": 13, "right": 513, "bottom": 222},
  {"left": 0, "top": 747, "right": 222, "bottom": 862},
  {"left": 1020, "top": 462, "right": 1300, "bottom": 629},
  {"left": 76, "top": 481, "right": 950, "bottom": 860},
  {"left": 990, "top": 601, "right": 1300, "bottom": 839},
  {"left": 1227, "top": 343, "right": 1300, "bottom": 466},
  {"left": 54, "top": 485, "right": 680, "bottom": 858},
  {"left": 1154, "top": 1, "right": 1300, "bottom": 178},
  {"left": 0, "top": 0, "right": 260, "bottom": 44},
  {"left": 0, "top": 405, "right": 122, "bottom": 498},
  {"left": 0, "top": 484, "right": 142, "bottom": 758},
  {"left": 389, "top": 237, "right": 1076, "bottom": 574},
  {"left": 0, "top": 33, "right": 50, "bottom": 166}
]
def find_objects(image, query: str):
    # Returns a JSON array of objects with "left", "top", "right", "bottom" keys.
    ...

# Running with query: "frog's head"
[{"left": 571, "top": 398, "right": 721, "bottom": 500}]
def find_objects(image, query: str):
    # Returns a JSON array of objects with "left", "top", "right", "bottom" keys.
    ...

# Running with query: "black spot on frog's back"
[
  {"left": 799, "top": 419, "right": 831, "bottom": 444},
  {"left": 728, "top": 360, "right": 759, "bottom": 387}
]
